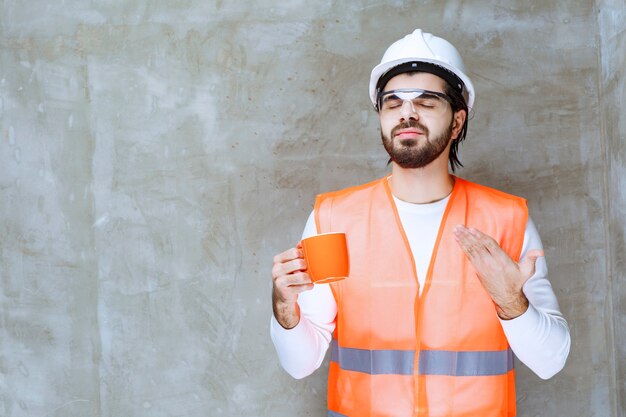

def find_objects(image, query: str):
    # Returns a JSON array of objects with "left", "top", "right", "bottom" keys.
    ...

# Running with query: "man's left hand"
[{"left": 453, "top": 225, "right": 544, "bottom": 320}]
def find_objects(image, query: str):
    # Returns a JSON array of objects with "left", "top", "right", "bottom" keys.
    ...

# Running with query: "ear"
[{"left": 450, "top": 109, "right": 467, "bottom": 141}]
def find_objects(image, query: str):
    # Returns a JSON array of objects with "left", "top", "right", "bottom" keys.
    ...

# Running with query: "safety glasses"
[{"left": 377, "top": 88, "right": 453, "bottom": 116}]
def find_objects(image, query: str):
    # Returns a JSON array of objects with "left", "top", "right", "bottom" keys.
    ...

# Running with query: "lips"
[{"left": 394, "top": 128, "right": 424, "bottom": 139}]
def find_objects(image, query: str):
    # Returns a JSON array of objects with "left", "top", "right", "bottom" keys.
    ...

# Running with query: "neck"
[{"left": 389, "top": 157, "right": 454, "bottom": 204}]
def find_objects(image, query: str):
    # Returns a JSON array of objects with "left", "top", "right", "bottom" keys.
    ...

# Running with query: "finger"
[
  {"left": 281, "top": 271, "right": 313, "bottom": 286},
  {"left": 453, "top": 225, "right": 474, "bottom": 257},
  {"left": 272, "top": 257, "right": 308, "bottom": 278},
  {"left": 468, "top": 227, "right": 496, "bottom": 246},
  {"left": 273, "top": 247, "right": 304, "bottom": 264},
  {"left": 273, "top": 273, "right": 314, "bottom": 303},
  {"left": 274, "top": 272, "right": 314, "bottom": 292},
  {"left": 525, "top": 249, "right": 545, "bottom": 259},
  {"left": 454, "top": 225, "right": 489, "bottom": 258},
  {"left": 461, "top": 227, "right": 511, "bottom": 268},
  {"left": 291, "top": 283, "right": 315, "bottom": 293},
  {"left": 467, "top": 227, "right": 499, "bottom": 252},
  {"left": 454, "top": 227, "right": 511, "bottom": 280},
  {"left": 519, "top": 249, "right": 544, "bottom": 280},
  {"left": 468, "top": 227, "right": 512, "bottom": 263}
]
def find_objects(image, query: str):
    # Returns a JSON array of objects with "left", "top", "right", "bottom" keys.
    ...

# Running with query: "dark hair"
[{"left": 443, "top": 82, "right": 469, "bottom": 172}]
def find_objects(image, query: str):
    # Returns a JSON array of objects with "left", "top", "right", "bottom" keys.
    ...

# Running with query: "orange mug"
[{"left": 301, "top": 232, "right": 349, "bottom": 284}]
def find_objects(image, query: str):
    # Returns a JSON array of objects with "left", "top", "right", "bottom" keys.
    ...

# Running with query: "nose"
[{"left": 399, "top": 99, "right": 418, "bottom": 121}]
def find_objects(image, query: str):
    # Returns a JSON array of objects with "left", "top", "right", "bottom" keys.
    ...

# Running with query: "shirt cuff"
[
  {"left": 270, "top": 314, "right": 308, "bottom": 340},
  {"left": 499, "top": 302, "right": 541, "bottom": 334}
]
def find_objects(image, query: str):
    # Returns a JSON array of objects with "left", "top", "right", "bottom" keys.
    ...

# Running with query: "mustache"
[{"left": 391, "top": 121, "right": 429, "bottom": 138}]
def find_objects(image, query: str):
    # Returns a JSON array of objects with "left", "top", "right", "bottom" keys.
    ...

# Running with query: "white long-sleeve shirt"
[{"left": 271, "top": 194, "right": 571, "bottom": 380}]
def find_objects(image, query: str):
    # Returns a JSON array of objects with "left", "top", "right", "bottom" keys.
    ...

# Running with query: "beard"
[{"left": 381, "top": 119, "right": 454, "bottom": 169}]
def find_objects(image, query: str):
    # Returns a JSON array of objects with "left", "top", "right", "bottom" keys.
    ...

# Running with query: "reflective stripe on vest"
[
  {"left": 330, "top": 339, "right": 514, "bottom": 376},
  {"left": 328, "top": 412, "right": 348, "bottom": 417}
]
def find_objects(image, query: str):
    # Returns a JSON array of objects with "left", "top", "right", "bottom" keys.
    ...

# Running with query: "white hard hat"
[{"left": 369, "top": 29, "right": 475, "bottom": 109}]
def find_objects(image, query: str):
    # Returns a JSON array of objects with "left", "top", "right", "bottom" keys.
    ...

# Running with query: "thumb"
[{"left": 519, "top": 249, "right": 544, "bottom": 280}]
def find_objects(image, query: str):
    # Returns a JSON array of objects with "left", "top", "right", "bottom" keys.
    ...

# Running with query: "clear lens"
[{"left": 378, "top": 89, "right": 451, "bottom": 116}]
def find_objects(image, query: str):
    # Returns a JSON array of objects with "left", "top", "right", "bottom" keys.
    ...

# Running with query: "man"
[{"left": 270, "top": 29, "right": 570, "bottom": 417}]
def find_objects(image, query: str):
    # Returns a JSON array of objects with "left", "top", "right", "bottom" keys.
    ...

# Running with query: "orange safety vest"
[{"left": 314, "top": 176, "right": 527, "bottom": 417}]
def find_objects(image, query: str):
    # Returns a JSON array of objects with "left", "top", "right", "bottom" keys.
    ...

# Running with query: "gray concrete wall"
[
  {"left": 0, "top": 1, "right": 623, "bottom": 416},
  {"left": 598, "top": 0, "right": 626, "bottom": 415}
]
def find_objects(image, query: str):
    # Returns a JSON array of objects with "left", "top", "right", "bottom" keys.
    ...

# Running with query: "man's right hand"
[{"left": 271, "top": 244, "right": 314, "bottom": 329}]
